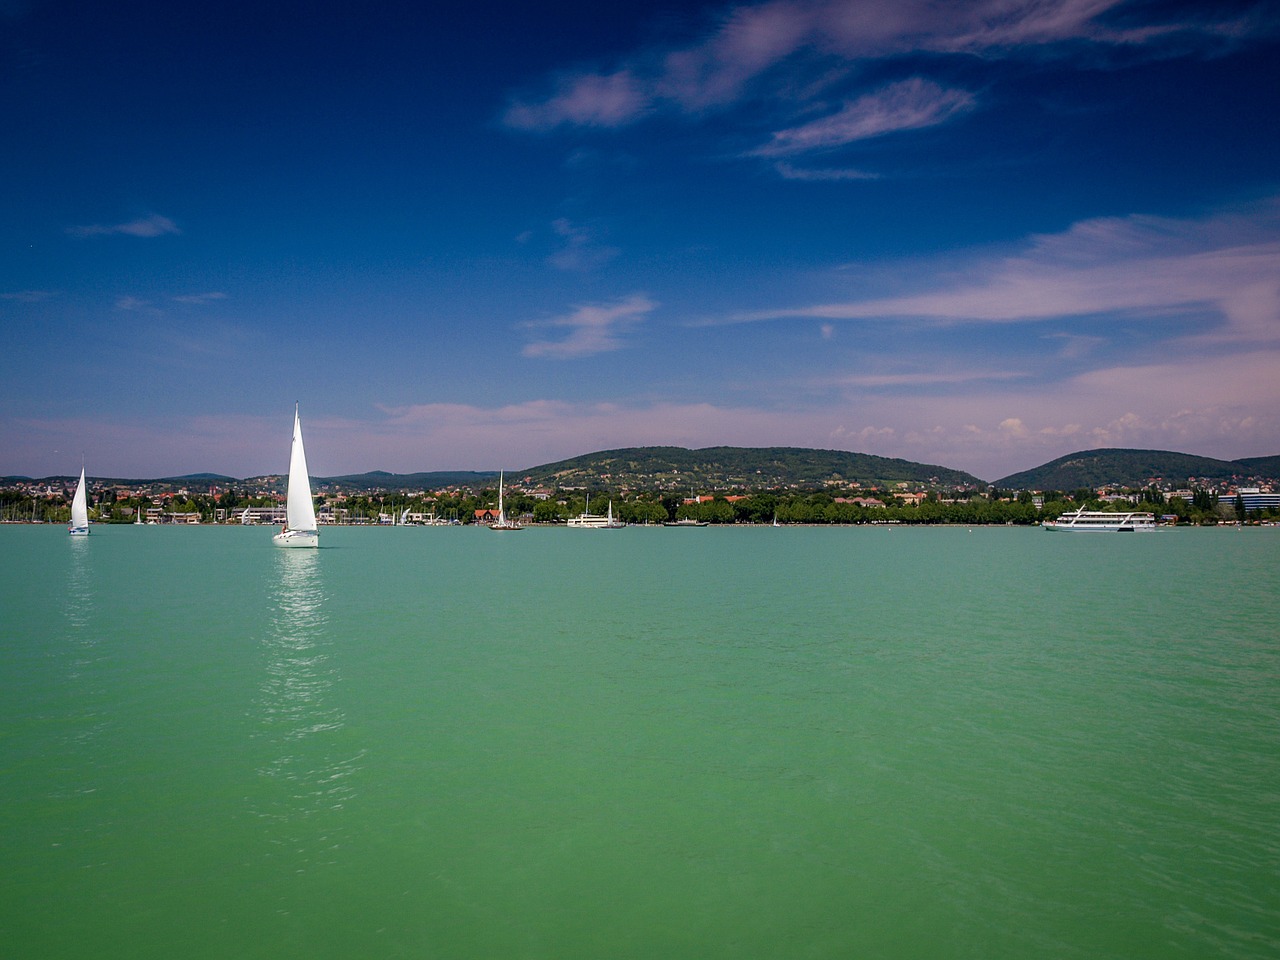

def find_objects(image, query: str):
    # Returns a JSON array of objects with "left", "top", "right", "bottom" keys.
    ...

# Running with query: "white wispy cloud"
[
  {"left": 501, "top": 0, "right": 1252, "bottom": 133},
  {"left": 774, "top": 162, "right": 878, "bottom": 181},
  {"left": 522, "top": 294, "right": 655, "bottom": 359},
  {"left": 67, "top": 214, "right": 180, "bottom": 239},
  {"left": 546, "top": 218, "right": 620, "bottom": 271},
  {"left": 733, "top": 197, "right": 1280, "bottom": 344},
  {"left": 752, "top": 78, "right": 975, "bottom": 156},
  {"left": 172, "top": 292, "right": 228, "bottom": 305},
  {"left": 504, "top": 70, "right": 650, "bottom": 131},
  {"left": 0, "top": 289, "right": 55, "bottom": 302}
]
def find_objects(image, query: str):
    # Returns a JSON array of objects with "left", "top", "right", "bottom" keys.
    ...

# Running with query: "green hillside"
[
  {"left": 314, "top": 471, "right": 498, "bottom": 490},
  {"left": 1235, "top": 455, "right": 1280, "bottom": 476},
  {"left": 516, "top": 446, "right": 984, "bottom": 489},
  {"left": 994, "top": 448, "right": 1266, "bottom": 489}
]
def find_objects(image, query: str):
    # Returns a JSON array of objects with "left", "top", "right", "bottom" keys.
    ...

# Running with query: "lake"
[{"left": 2, "top": 523, "right": 1277, "bottom": 959}]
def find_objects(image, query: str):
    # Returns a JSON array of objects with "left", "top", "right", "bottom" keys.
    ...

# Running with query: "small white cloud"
[
  {"left": 998, "top": 417, "right": 1030, "bottom": 439},
  {"left": 523, "top": 294, "right": 655, "bottom": 359},
  {"left": 775, "top": 162, "right": 879, "bottom": 181},
  {"left": 172, "top": 292, "right": 227, "bottom": 305},
  {"left": 504, "top": 70, "right": 650, "bottom": 131},
  {"left": 68, "top": 214, "right": 180, "bottom": 239},
  {"left": 0, "top": 289, "right": 54, "bottom": 302},
  {"left": 547, "top": 218, "right": 620, "bottom": 272},
  {"left": 753, "top": 78, "right": 976, "bottom": 157}
]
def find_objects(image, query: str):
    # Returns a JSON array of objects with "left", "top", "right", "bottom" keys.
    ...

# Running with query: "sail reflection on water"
[
  {"left": 253, "top": 549, "right": 363, "bottom": 861},
  {"left": 60, "top": 535, "right": 109, "bottom": 758}
]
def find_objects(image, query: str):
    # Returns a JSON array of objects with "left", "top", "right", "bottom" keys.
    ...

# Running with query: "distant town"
[{"left": 4, "top": 460, "right": 1278, "bottom": 527}]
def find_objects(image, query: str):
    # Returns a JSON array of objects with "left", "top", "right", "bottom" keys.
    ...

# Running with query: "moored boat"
[
  {"left": 489, "top": 471, "right": 523, "bottom": 531},
  {"left": 1043, "top": 507, "right": 1157, "bottom": 532},
  {"left": 567, "top": 496, "right": 623, "bottom": 529}
]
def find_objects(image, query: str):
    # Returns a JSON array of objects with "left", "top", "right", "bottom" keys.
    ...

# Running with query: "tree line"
[{"left": 6, "top": 483, "right": 1276, "bottom": 526}]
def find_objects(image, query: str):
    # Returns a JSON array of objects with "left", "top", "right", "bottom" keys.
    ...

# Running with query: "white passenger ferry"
[
  {"left": 567, "top": 497, "right": 624, "bottom": 529},
  {"left": 1043, "top": 507, "right": 1157, "bottom": 532}
]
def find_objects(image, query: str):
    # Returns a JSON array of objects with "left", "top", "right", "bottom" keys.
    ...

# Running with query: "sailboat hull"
[
  {"left": 273, "top": 528, "right": 318, "bottom": 548},
  {"left": 68, "top": 526, "right": 89, "bottom": 537}
]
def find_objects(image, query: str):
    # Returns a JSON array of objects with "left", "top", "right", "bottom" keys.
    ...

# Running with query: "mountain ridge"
[
  {"left": 992, "top": 448, "right": 1273, "bottom": 489},
  {"left": 513, "top": 445, "right": 984, "bottom": 488},
  {"left": 6, "top": 446, "right": 1278, "bottom": 491}
]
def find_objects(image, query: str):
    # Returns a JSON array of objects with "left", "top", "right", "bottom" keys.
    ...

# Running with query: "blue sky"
[{"left": 3, "top": 0, "right": 1279, "bottom": 482}]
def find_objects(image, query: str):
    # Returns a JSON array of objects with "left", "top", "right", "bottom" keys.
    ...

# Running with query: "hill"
[
  {"left": 315, "top": 470, "right": 498, "bottom": 491},
  {"left": 993, "top": 449, "right": 1273, "bottom": 490},
  {"left": 1235, "top": 455, "right": 1280, "bottom": 476},
  {"left": 515, "top": 446, "right": 984, "bottom": 490}
]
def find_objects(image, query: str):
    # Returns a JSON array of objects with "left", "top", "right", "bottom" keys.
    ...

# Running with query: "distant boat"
[
  {"left": 1042, "top": 507, "right": 1157, "bottom": 532},
  {"left": 663, "top": 493, "right": 708, "bottom": 527},
  {"left": 489, "top": 471, "right": 523, "bottom": 531},
  {"left": 68, "top": 467, "right": 89, "bottom": 536},
  {"left": 273, "top": 404, "right": 319, "bottom": 548},
  {"left": 567, "top": 495, "right": 624, "bottom": 529},
  {"left": 135, "top": 501, "right": 143, "bottom": 525}
]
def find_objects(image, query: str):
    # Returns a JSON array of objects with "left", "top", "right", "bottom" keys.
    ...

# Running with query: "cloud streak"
[
  {"left": 752, "top": 78, "right": 975, "bottom": 156},
  {"left": 522, "top": 294, "right": 656, "bottom": 359},
  {"left": 67, "top": 214, "right": 180, "bottom": 239},
  {"left": 546, "top": 218, "right": 620, "bottom": 272},
  {"left": 172, "top": 292, "right": 228, "bottom": 305},
  {"left": 732, "top": 198, "right": 1280, "bottom": 345},
  {"left": 501, "top": 0, "right": 1254, "bottom": 135}
]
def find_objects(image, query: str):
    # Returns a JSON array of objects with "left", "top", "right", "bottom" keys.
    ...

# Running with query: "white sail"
[
  {"left": 69, "top": 467, "right": 89, "bottom": 535},
  {"left": 285, "top": 404, "right": 317, "bottom": 532},
  {"left": 275, "top": 404, "right": 318, "bottom": 547},
  {"left": 489, "top": 470, "right": 522, "bottom": 530}
]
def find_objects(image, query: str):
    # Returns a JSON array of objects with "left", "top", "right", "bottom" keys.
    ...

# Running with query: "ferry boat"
[
  {"left": 1043, "top": 507, "right": 1157, "bottom": 532},
  {"left": 567, "top": 496, "right": 623, "bottom": 529}
]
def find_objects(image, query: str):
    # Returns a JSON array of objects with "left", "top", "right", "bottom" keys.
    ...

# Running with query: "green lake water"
[{"left": 2, "top": 523, "right": 1277, "bottom": 959}]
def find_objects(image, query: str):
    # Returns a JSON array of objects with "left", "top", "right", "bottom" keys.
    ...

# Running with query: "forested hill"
[
  {"left": 1236, "top": 455, "right": 1280, "bottom": 476},
  {"left": 315, "top": 470, "right": 498, "bottom": 491},
  {"left": 516, "top": 446, "right": 984, "bottom": 489},
  {"left": 993, "top": 449, "right": 1277, "bottom": 490}
]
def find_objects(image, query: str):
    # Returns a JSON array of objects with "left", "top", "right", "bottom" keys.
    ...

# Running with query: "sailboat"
[
  {"left": 273, "top": 403, "right": 319, "bottom": 548},
  {"left": 68, "top": 467, "right": 89, "bottom": 536},
  {"left": 489, "top": 471, "right": 523, "bottom": 531}
]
